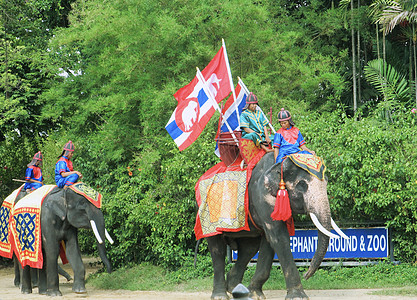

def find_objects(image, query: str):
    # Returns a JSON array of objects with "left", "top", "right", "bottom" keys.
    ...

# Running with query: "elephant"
[
  {"left": 15, "top": 186, "right": 113, "bottom": 296},
  {"left": 4, "top": 188, "right": 73, "bottom": 288},
  {"left": 205, "top": 152, "right": 347, "bottom": 300}
]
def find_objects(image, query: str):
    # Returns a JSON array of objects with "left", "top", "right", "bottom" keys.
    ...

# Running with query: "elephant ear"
[
  {"left": 45, "top": 192, "right": 67, "bottom": 221},
  {"left": 263, "top": 163, "right": 281, "bottom": 196}
]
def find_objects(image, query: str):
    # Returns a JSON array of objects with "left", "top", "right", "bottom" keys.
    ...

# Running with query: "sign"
[{"left": 232, "top": 227, "right": 389, "bottom": 261}]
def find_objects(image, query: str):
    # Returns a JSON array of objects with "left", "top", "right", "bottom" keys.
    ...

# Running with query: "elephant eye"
[{"left": 295, "top": 180, "right": 308, "bottom": 193}]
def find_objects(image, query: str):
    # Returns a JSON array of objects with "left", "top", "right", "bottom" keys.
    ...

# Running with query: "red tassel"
[
  {"left": 271, "top": 179, "right": 295, "bottom": 236},
  {"left": 271, "top": 187, "right": 292, "bottom": 221}
]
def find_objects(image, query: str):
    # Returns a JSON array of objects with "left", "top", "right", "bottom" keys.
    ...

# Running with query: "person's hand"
[{"left": 266, "top": 135, "right": 271, "bottom": 144}]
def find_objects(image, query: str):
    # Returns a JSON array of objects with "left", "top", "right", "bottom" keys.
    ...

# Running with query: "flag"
[
  {"left": 214, "top": 80, "right": 248, "bottom": 157},
  {"left": 174, "top": 46, "right": 231, "bottom": 104},
  {"left": 167, "top": 45, "right": 233, "bottom": 151},
  {"left": 166, "top": 75, "right": 216, "bottom": 151}
]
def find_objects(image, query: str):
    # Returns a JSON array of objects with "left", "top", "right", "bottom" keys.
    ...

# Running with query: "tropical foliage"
[{"left": 1, "top": 0, "right": 417, "bottom": 269}]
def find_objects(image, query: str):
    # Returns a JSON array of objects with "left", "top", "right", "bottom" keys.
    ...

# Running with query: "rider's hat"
[
  {"left": 63, "top": 140, "right": 75, "bottom": 152},
  {"left": 246, "top": 92, "right": 258, "bottom": 104},
  {"left": 277, "top": 108, "right": 295, "bottom": 126},
  {"left": 28, "top": 151, "right": 43, "bottom": 167},
  {"left": 33, "top": 151, "right": 43, "bottom": 161}
]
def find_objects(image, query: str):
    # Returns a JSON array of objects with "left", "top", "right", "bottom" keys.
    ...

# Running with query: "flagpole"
[
  {"left": 238, "top": 77, "right": 276, "bottom": 134},
  {"left": 196, "top": 67, "right": 239, "bottom": 145},
  {"left": 222, "top": 39, "right": 240, "bottom": 127}
]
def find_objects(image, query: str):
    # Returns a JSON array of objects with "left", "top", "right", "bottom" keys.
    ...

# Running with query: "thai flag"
[{"left": 214, "top": 80, "right": 248, "bottom": 157}]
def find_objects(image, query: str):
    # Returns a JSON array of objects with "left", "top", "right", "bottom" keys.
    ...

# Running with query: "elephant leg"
[
  {"left": 207, "top": 235, "right": 228, "bottom": 300},
  {"left": 226, "top": 236, "right": 261, "bottom": 293},
  {"left": 45, "top": 243, "right": 62, "bottom": 296},
  {"left": 13, "top": 256, "right": 20, "bottom": 287},
  {"left": 38, "top": 262, "right": 47, "bottom": 295},
  {"left": 20, "top": 265, "right": 32, "bottom": 294},
  {"left": 30, "top": 267, "right": 38, "bottom": 288},
  {"left": 248, "top": 236, "right": 275, "bottom": 300},
  {"left": 264, "top": 221, "right": 308, "bottom": 300},
  {"left": 65, "top": 232, "right": 86, "bottom": 293}
]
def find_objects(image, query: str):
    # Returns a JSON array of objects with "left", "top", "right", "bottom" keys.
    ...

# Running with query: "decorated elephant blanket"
[
  {"left": 288, "top": 153, "right": 326, "bottom": 180},
  {"left": 10, "top": 185, "right": 56, "bottom": 269},
  {"left": 69, "top": 182, "right": 102, "bottom": 208},
  {"left": 0, "top": 185, "right": 25, "bottom": 258},
  {"left": 194, "top": 150, "right": 265, "bottom": 240}
]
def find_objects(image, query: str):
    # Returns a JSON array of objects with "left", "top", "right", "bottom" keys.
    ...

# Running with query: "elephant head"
[
  {"left": 47, "top": 188, "right": 113, "bottom": 273},
  {"left": 262, "top": 154, "right": 347, "bottom": 279}
]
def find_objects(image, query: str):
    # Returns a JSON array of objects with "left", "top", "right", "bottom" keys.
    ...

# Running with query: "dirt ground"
[{"left": 0, "top": 259, "right": 416, "bottom": 300}]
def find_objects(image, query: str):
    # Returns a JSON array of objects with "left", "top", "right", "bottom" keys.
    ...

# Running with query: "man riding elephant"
[
  {"left": 55, "top": 140, "right": 83, "bottom": 202},
  {"left": 55, "top": 140, "right": 83, "bottom": 188},
  {"left": 24, "top": 151, "right": 44, "bottom": 192},
  {"left": 239, "top": 92, "right": 273, "bottom": 153}
]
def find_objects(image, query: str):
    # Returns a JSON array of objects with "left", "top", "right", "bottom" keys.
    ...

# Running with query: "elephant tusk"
[
  {"left": 331, "top": 218, "right": 349, "bottom": 240},
  {"left": 310, "top": 213, "right": 340, "bottom": 239},
  {"left": 90, "top": 220, "right": 103, "bottom": 244},
  {"left": 105, "top": 229, "right": 114, "bottom": 244}
]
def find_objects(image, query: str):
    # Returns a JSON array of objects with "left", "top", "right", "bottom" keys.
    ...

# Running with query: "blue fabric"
[
  {"left": 24, "top": 182, "right": 43, "bottom": 191},
  {"left": 23, "top": 166, "right": 43, "bottom": 190},
  {"left": 240, "top": 109, "right": 269, "bottom": 146},
  {"left": 274, "top": 126, "right": 308, "bottom": 163},
  {"left": 55, "top": 156, "right": 78, "bottom": 188},
  {"left": 56, "top": 173, "right": 79, "bottom": 188}
]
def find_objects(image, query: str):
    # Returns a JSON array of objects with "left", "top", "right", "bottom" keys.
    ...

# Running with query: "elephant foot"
[
  {"left": 39, "top": 288, "right": 47, "bottom": 295},
  {"left": 211, "top": 291, "right": 229, "bottom": 300},
  {"left": 285, "top": 288, "right": 309, "bottom": 300},
  {"left": 21, "top": 287, "right": 32, "bottom": 294},
  {"left": 249, "top": 289, "right": 266, "bottom": 300},
  {"left": 73, "top": 285, "right": 87, "bottom": 294},
  {"left": 46, "top": 290, "right": 62, "bottom": 297}
]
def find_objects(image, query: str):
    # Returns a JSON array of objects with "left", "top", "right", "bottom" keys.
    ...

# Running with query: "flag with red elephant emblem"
[{"left": 166, "top": 45, "right": 232, "bottom": 151}]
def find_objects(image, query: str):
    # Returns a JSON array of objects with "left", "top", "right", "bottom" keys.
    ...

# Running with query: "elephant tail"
[{"left": 193, "top": 239, "right": 201, "bottom": 267}]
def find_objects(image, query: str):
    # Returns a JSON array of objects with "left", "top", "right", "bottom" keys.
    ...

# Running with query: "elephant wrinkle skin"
[
  {"left": 13, "top": 187, "right": 112, "bottom": 296},
  {"left": 205, "top": 152, "right": 332, "bottom": 300}
]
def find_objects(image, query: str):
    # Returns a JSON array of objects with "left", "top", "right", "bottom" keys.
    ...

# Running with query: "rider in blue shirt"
[
  {"left": 24, "top": 151, "right": 44, "bottom": 192},
  {"left": 273, "top": 108, "right": 315, "bottom": 163},
  {"left": 55, "top": 140, "right": 83, "bottom": 188}
]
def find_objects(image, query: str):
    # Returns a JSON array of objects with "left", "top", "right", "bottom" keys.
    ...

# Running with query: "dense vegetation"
[{"left": 1, "top": 0, "right": 417, "bottom": 270}]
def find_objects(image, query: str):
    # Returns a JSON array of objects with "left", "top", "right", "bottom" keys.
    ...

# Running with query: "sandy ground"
[{"left": 0, "top": 259, "right": 416, "bottom": 300}]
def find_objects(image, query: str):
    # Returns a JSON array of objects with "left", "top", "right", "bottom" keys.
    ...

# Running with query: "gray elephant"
[
  {"left": 205, "top": 153, "right": 347, "bottom": 300},
  {"left": 14, "top": 185, "right": 113, "bottom": 296},
  {"left": 11, "top": 189, "right": 73, "bottom": 288}
]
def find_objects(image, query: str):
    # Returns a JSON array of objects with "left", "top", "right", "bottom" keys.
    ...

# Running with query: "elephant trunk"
[
  {"left": 88, "top": 211, "right": 112, "bottom": 274},
  {"left": 303, "top": 179, "right": 332, "bottom": 280},
  {"left": 304, "top": 217, "right": 330, "bottom": 280}
]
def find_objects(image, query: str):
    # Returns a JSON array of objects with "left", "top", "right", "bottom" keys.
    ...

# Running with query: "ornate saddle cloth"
[
  {"left": 288, "top": 153, "right": 326, "bottom": 180},
  {"left": 194, "top": 150, "right": 265, "bottom": 240},
  {"left": 10, "top": 185, "right": 56, "bottom": 268},
  {"left": 0, "top": 185, "right": 24, "bottom": 258},
  {"left": 69, "top": 182, "right": 102, "bottom": 208}
]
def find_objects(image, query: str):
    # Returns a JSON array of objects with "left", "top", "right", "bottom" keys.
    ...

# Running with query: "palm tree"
[{"left": 376, "top": 0, "right": 417, "bottom": 106}]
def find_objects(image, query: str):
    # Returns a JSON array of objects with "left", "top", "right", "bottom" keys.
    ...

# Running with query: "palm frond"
[{"left": 364, "top": 59, "right": 410, "bottom": 102}]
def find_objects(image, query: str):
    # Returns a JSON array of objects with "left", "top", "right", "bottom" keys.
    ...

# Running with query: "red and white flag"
[
  {"left": 166, "top": 46, "right": 232, "bottom": 151},
  {"left": 174, "top": 46, "right": 231, "bottom": 104}
]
